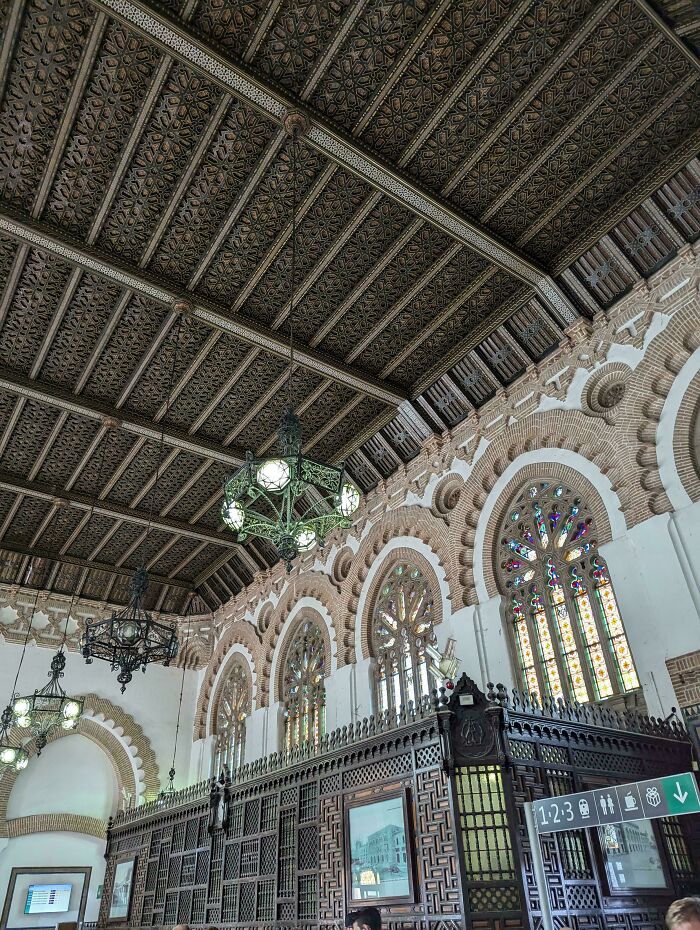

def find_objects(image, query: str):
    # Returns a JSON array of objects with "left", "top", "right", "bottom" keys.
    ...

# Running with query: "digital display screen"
[{"left": 24, "top": 884, "right": 72, "bottom": 914}]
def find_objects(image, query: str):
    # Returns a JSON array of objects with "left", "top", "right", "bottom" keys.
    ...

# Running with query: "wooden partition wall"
[{"left": 100, "top": 677, "right": 700, "bottom": 930}]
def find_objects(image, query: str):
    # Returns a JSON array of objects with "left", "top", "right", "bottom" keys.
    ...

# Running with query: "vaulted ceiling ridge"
[
  {"left": 0, "top": 208, "right": 407, "bottom": 405},
  {"left": 90, "top": 0, "right": 577, "bottom": 325}
]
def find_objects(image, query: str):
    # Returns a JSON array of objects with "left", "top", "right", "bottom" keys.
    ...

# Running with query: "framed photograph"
[
  {"left": 108, "top": 856, "right": 136, "bottom": 921},
  {"left": 596, "top": 820, "right": 671, "bottom": 895},
  {"left": 345, "top": 790, "right": 414, "bottom": 905}
]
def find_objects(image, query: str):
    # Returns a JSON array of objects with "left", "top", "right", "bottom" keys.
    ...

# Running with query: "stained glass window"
[
  {"left": 282, "top": 618, "right": 326, "bottom": 750},
  {"left": 497, "top": 480, "right": 639, "bottom": 704},
  {"left": 371, "top": 563, "right": 440, "bottom": 716},
  {"left": 212, "top": 659, "right": 251, "bottom": 776}
]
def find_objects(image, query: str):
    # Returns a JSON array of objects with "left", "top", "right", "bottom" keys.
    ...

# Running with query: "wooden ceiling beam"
[
  {"left": 0, "top": 541, "right": 191, "bottom": 589},
  {"left": 89, "top": 0, "right": 577, "bottom": 326},
  {"left": 0, "top": 210, "right": 407, "bottom": 405},
  {"left": 0, "top": 368, "right": 246, "bottom": 466},
  {"left": 0, "top": 470, "right": 238, "bottom": 548}
]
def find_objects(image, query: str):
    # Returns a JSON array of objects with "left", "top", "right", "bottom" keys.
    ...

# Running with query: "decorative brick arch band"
[
  {"left": 0, "top": 693, "right": 159, "bottom": 836},
  {"left": 7, "top": 813, "right": 106, "bottom": 840},
  {"left": 356, "top": 547, "right": 445, "bottom": 662},
  {"left": 271, "top": 606, "right": 334, "bottom": 707},
  {"left": 673, "top": 368, "right": 700, "bottom": 504},
  {"left": 476, "top": 463, "right": 615, "bottom": 602},
  {"left": 262, "top": 573, "right": 342, "bottom": 707},
  {"left": 451, "top": 409, "right": 631, "bottom": 606},
  {"left": 195, "top": 620, "right": 262, "bottom": 740},
  {"left": 340, "top": 505, "right": 459, "bottom": 663},
  {"left": 82, "top": 694, "right": 160, "bottom": 800}
]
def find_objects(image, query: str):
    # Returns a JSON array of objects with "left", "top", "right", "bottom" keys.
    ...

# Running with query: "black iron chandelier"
[
  {"left": 81, "top": 568, "right": 178, "bottom": 693},
  {"left": 13, "top": 650, "right": 83, "bottom": 753},
  {"left": 221, "top": 113, "right": 360, "bottom": 570},
  {"left": 81, "top": 323, "right": 184, "bottom": 689}
]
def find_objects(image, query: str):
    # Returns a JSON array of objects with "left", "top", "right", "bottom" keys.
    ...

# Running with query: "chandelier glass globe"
[
  {"left": 257, "top": 459, "right": 291, "bottom": 491},
  {"left": 0, "top": 705, "right": 28, "bottom": 772}
]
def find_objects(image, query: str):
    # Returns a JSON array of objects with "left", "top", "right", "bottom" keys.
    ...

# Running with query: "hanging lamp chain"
[
  {"left": 140, "top": 310, "right": 185, "bottom": 570},
  {"left": 163, "top": 591, "right": 195, "bottom": 796},
  {"left": 287, "top": 125, "right": 299, "bottom": 412}
]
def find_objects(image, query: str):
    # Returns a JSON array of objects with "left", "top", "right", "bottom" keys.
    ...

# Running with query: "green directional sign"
[
  {"left": 662, "top": 772, "right": 700, "bottom": 815},
  {"left": 534, "top": 771, "right": 700, "bottom": 833}
]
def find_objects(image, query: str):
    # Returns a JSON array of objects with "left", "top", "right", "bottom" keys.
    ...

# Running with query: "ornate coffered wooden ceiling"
[{"left": 0, "top": 0, "right": 697, "bottom": 615}]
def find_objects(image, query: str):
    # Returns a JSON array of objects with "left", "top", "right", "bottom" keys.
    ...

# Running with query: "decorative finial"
[{"left": 283, "top": 110, "right": 308, "bottom": 137}]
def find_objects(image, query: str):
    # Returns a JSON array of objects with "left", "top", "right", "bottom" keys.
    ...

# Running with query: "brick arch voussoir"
[
  {"left": 270, "top": 605, "right": 334, "bottom": 707},
  {"left": 630, "top": 304, "right": 700, "bottom": 514},
  {"left": 340, "top": 506, "right": 460, "bottom": 665},
  {"left": 262, "top": 573, "right": 343, "bottom": 707},
  {"left": 82, "top": 693, "right": 159, "bottom": 801},
  {"left": 452, "top": 410, "right": 631, "bottom": 606},
  {"left": 195, "top": 619, "right": 262, "bottom": 740},
  {"left": 357, "top": 546, "right": 446, "bottom": 663}
]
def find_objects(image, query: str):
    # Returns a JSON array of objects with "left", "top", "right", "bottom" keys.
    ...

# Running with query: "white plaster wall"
[
  {"left": 7, "top": 734, "right": 118, "bottom": 821},
  {"left": 0, "top": 834, "right": 106, "bottom": 925},
  {"left": 601, "top": 509, "right": 700, "bottom": 717},
  {"left": 0, "top": 640, "right": 199, "bottom": 793}
]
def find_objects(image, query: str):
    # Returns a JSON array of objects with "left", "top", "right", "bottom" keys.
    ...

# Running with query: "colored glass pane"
[
  {"left": 512, "top": 597, "right": 540, "bottom": 699},
  {"left": 213, "top": 660, "right": 251, "bottom": 776},
  {"left": 497, "top": 479, "right": 639, "bottom": 705}
]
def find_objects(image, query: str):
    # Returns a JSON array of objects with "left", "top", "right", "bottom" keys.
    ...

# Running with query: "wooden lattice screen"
[{"left": 100, "top": 678, "right": 700, "bottom": 930}]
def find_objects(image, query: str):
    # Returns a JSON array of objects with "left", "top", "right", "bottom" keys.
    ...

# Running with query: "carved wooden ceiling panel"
[{"left": 0, "top": 0, "right": 696, "bottom": 611}]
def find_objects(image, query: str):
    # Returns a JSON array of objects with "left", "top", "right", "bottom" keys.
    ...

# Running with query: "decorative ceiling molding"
[
  {"left": 0, "top": 212, "right": 408, "bottom": 407},
  {"left": 90, "top": 0, "right": 577, "bottom": 326}
]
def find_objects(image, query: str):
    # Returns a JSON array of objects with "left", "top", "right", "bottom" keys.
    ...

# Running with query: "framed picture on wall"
[
  {"left": 345, "top": 790, "right": 414, "bottom": 905},
  {"left": 108, "top": 856, "right": 136, "bottom": 922}
]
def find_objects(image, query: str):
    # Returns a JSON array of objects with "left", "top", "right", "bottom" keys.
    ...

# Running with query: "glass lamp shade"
[
  {"left": 13, "top": 698, "right": 30, "bottom": 717},
  {"left": 257, "top": 458, "right": 291, "bottom": 491},
  {"left": 224, "top": 501, "right": 245, "bottom": 531},
  {"left": 16, "top": 715, "right": 31, "bottom": 728},
  {"left": 340, "top": 483, "right": 360, "bottom": 517},
  {"left": 117, "top": 620, "right": 139, "bottom": 645},
  {"left": 63, "top": 701, "right": 81, "bottom": 719},
  {"left": 61, "top": 718, "right": 78, "bottom": 730},
  {"left": 0, "top": 746, "right": 16, "bottom": 764},
  {"left": 296, "top": 527, "right": 316, "bottom": 551}
]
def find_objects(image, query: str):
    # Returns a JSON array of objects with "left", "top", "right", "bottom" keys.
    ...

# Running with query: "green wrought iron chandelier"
[{"left": 221, "top": 113, "right": 360, "bottom": 570}]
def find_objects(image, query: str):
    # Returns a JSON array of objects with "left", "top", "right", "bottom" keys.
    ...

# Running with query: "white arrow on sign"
[{"left": 673, "top": 782, "right": 689, "bottom": 804}]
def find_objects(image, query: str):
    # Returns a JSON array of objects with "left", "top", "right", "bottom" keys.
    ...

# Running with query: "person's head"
[
  {"left": 667, "top": 898, "right": 700, "bottom": 930},
  {"left": 345, "top": 906, "right": 381, "bottom": 930}
]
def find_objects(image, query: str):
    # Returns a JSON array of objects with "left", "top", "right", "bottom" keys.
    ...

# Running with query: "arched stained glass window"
[
  {"left": 282, "top": 618, "right": 326, "bottom": 750},
  {"left": 371, "top": 563, "right": 440, "bottom": 716},
  {"left": 497, "top": 480, "right": 639, "bottom": 705},
  {"left": 212, "top": 660, "right": 251, "bottom": 776}
]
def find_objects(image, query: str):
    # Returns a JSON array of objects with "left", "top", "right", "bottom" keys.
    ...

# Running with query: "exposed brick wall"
[
  {"left": 666, "top": 650, "right": 700, "bottom": 708},
  {"left": 7, "top": 813, "right": 106, "bottom": 839}
]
